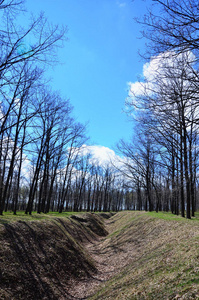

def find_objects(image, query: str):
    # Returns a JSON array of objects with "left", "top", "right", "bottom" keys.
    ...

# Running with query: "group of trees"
[
  {"left": 0, "top": 0, "right": 127, "bottom": 215},
  {"left": 117, "top": 0, "right": 199, "bottom": 218},
  {"left": 0, "top": 0, "right": 87, "bottom": 215}
]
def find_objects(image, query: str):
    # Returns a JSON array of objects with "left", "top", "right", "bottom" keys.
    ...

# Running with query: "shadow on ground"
[{"left": 0, "top": 212, "right": 111, "bottom": 300}]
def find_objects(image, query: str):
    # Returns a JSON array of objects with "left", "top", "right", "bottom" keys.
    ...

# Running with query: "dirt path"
[
  {"left": 67, "top": 217, "right": 137, "bottom": 300},
  {"left": 66, "top": 219, "right": 114, "bottom": 299}
]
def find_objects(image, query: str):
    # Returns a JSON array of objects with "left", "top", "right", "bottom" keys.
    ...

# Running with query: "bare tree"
[{"left": 138, "top": 0, "right": 199, "bottom": 60}]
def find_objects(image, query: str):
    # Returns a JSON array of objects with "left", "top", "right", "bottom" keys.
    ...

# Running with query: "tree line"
[{"left": 117, "top": 0, "right": 199, "bottom": 219}]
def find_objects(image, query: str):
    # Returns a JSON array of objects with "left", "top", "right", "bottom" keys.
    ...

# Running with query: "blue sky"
[{"left": 25, "top": 0, "right": 150, "bottom": 150}]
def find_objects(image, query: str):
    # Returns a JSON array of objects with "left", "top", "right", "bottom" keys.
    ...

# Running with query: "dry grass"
[{"left": 88, "top": 211, "right": 199, "bottom": 300}]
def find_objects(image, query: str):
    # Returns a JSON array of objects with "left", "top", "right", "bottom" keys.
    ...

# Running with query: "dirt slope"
[{"left": 0, "top": 213, "right": 109, "bottom": 300}]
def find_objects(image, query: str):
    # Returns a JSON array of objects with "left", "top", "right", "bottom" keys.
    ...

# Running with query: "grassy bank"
[{"left": 88, "top": 211, "right": 199, "bottom": 299}]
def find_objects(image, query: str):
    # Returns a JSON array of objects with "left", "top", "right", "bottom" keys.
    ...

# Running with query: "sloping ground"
[
  {"left": 0, "top": 212, "right": 110, "bottom": 300},
  {"left": 1, "top": 211, "right": 199, "bottom": 299},
  {"left": 86, "top": 211, "right": 199, "bottom": 300}
]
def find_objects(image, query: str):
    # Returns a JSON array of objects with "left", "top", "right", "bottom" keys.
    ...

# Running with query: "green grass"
[
  {"left": 146, "top": 211, "right": 199, "bottom": 222},
  {"left": 0, "top": 210, "right": 85, "bottom": 224},
  {"left": 1, "top": 210, "right": 199, "bottom": 225}
]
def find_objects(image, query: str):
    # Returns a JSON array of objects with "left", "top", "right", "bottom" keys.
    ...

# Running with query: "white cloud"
[
  {"left": 79, "top": 144, "right": 120, "bottom": 167},
  {"left": 126, "top": 50, "right": 199, "bottom": 134},
  {"left": 127, "top": 50, "right": 197, "bottom": 105}
]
